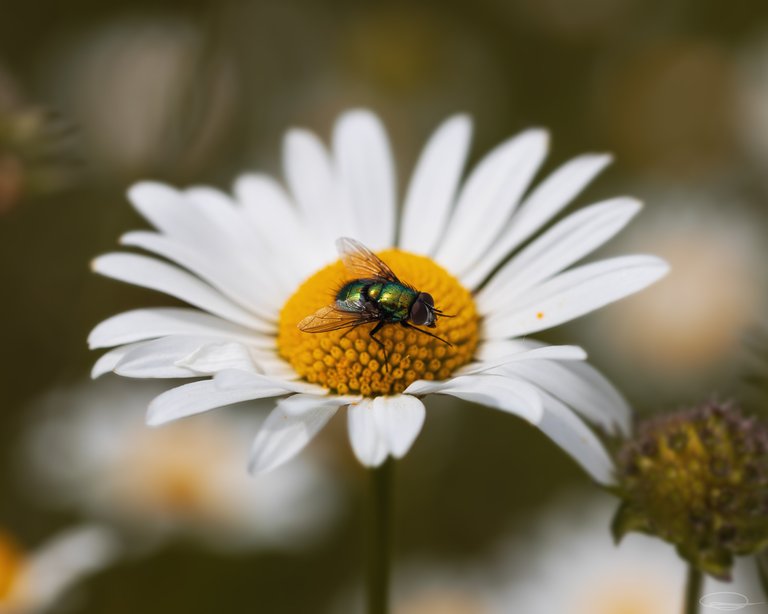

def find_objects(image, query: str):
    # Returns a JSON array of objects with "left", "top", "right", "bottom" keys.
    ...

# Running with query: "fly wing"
[
  {"left": 298, "top": 305, "right": 377, "bottom": 333},
  {"left": 336, "top": 237, "right": 401, "bottom": 283}
]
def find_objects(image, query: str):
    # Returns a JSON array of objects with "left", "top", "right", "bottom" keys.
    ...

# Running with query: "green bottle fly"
[{"left": 298, "top": 238, "right": 451, "bottom": 354}]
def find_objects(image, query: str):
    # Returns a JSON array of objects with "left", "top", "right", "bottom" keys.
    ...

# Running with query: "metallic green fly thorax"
[{"left": 337, "top": 280, "right": 417, "bottom": 322}]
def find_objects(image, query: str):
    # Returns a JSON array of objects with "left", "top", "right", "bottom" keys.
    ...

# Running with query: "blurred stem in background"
[
  {"left": 684, "top": 565, "right": 702, "bottom": 614},
  {"left": 367, "top": 459, "right": 393, "bottom": 614}
]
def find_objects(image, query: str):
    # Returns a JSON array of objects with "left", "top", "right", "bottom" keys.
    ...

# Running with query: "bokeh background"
[{"left": 2, "top": 0, "right": 768, "bottom": 612}]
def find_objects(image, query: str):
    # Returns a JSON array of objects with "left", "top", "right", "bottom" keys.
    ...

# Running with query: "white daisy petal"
[
  {"left": 536, "top": 391, "right": 616, "bottom": 484},
  {"left": 407, "top": 374, "right": 543, "bottom": 423},
  {"left": 120, "top": 231, "right": 279, "bottom": 320},
  {"left": 246, "top": 350, "right": 301, "bottom": 380},
  {"left": 234, "top": 174, "right": 295, "bottom": 224},
  {"left": 564, "top": 360, "right": 632, "bottom": 434},
  {"left": 283, "top": 128, "right": 343, "bottom": 258},
  {"left": 399, "top": 115, "right": 472, "bottom": 255},
  {"left": 173, "top": 341, "right": 294, "bottom": 380},
  {"left": 187, "top": 185, "right": 303, "bottom": 296},
  {"left": 333, "top": 110, "right": 396, "bottom": 249},
  {"left": 212, "top": 368, "right": 324, "bottom": 394},
  {"left": 471, "top": 339, "right": 631, "bottom": 434},
  {"left": 278, "top": 393, "right": 360, "bottom": 417},
  {"left": 435, "top": 129, "right": 549, "bottom": 276},
  {"left": 372, "top": 395, "right": 426, "bottom": 458},
  {"left": 128, "top": 181, "right": 208, "bottom": 243},
  {"left": 88, "top": 307, "right": 270, "bottom": 349},
  {"left": 460, "top": 344, "right": 586, "bottom": 375},
  {"left": 463, "top": 153, "right": 613, "bottom": 289},
  {"left": 146, "top": 381, "right": 279, "bottom": 426},
  {"left": 92, "top": 253, "right": 271, "bottom": 331},
  {"left": 174, "top": 340, "right": 258, "bottom": 374},
  {"left": 185, "top": 186, "right": 253, "bottom": 237},
  {"left": 233, "top": 174, "right": 318, "bottom": 281},
  {"left": 129, "top": 182, "right": 293, "bottom": 305},
  {"left": 91, "top": 344, "right": 138, "bottom": 378},
  {"left": 106, "top": 337, "right": 279, "bottom": 386},
  {"left": 473, "top": 338, "right": 540, "bottom": 362},
  {"left": 248, "top": 396, "right": 341, "bottom": 474},
  {"left": 483, "top": 255, "right": 670, "bottom": 339},
  {"left": 146, "top": 372, "right": 317, "bottom": 426},
  {"left": 114, "top": 336, "right": 216, "bottom": 378},
  {"left": 495, "top": 360, "right": 629, "bottom": 435},
  {"left": 477, "top": 198, "right": 642, "bottom": 314},
  {"left": 348, "top": 400, "right": 389, "bottom": 467}
]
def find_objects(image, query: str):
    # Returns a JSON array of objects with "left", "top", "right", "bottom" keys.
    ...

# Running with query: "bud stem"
[{"left": 683, "top": 564, "right": 703, "bottom": 614}]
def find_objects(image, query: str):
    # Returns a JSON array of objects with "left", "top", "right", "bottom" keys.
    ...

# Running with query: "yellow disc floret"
[{"left": 278, "top": 250, "right": 479, "bottom": 397}]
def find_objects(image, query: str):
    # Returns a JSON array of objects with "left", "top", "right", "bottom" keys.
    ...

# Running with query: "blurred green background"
[{"left": 2, "top": 0, "right": 768, "bottom": 612}]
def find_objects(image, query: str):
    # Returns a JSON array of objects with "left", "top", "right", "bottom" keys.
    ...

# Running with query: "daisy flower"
[
  {"left": 23, "top": 379, "right": 339, "bottom": 551},
  {"left": 89, "top": 109, "right": 667, "bottom": 481},
  {"left": 0, "top": 525, "right": 117, "bottom": 613}
]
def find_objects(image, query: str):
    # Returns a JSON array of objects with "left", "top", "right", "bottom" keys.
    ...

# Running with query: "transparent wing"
[
  {"left": 336, "top": 237, "right": 401, "bottom": 283},
  {"left": 298, "top": 305, "right": 378, "bottom": 333}
]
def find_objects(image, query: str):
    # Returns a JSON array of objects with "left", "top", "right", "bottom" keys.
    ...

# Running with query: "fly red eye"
[{"left": 410, "top": 293, "right": 435, "bottom": 326}]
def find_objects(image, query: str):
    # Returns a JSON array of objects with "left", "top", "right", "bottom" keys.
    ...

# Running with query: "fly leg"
[
  {"left": 368, "top": 320, "right": 391, "bottom": 374},
  {"left": 400, "top": 321, "right": 453, "bottom": 347}
]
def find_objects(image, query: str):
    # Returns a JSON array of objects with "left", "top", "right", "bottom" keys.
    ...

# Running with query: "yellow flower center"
[
  {"left": 117, "top": 423, "right": 233, "bottom": 520},
  {"left": 278, "top": 249, "right": 479, "bottom": 397},
  {"left": 0, "top": 531, "right": 24, "bottom": 603}
]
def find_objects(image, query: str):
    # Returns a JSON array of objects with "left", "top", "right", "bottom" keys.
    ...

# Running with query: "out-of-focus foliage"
[
  {"left": 2, "top": 1, "right": 768, "bottom": 612},
  {"left": 0, "top": 65, "right": 78, "bottom": 214}
]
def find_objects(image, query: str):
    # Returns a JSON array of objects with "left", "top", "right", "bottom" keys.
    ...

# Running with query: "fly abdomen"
[{"left": 336, "top": 280, "right": 379, "bottom": 312}]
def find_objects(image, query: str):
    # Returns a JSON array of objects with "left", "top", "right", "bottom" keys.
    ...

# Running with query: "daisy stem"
[
  {"left": 367, "top": 458, "right": 393, "bottom": 614},
  {"left": 683, "top": 564, "right": 702, "bottom": 614}
]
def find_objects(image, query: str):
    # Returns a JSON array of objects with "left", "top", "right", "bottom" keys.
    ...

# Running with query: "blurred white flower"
[
  {"left": 391, "top": 563, "right": 494, "bottom": 614},
  {"left": 582, "top": 186, "right": 767, "bottom": 396},
  {"left": 0, "top": 525, "right": 117, "bottom": 614},
  {"left": 24, "top": 378, "right": 339, "bottom": 551},
  {"left": 493, "top": 494, "right": 761, "bottom": 614}
]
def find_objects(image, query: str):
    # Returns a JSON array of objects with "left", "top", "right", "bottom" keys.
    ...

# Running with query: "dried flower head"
[{"left": 613, "top": 402, "right": 768, "bottom": 579}]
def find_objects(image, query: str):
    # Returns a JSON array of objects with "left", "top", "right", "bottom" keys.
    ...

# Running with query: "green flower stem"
[
  {"left": 367, "top": 458, "right": 393, "bottom": 614},
  {"left": 683, "top": 565, "right": 703, "bottom": 614},
  {"left": 758, "top": 553, "right": 768, "bottom": 600}
]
